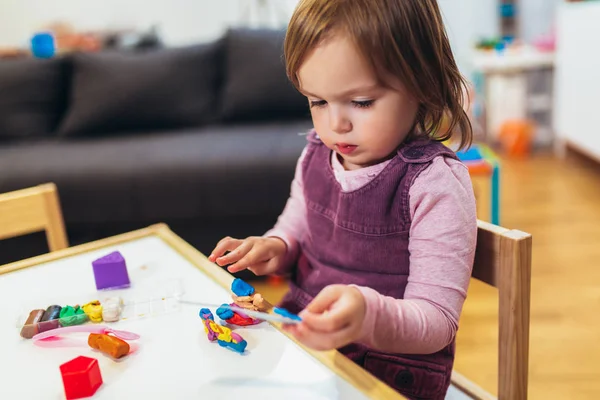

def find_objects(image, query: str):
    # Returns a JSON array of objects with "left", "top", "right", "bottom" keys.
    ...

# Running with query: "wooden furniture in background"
[{"left": 0, "top": 183, "right": 69, "bottom": 252}]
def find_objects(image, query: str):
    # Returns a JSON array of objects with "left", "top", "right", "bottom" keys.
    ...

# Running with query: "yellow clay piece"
[{"left": 82, "top": 300, "right": 103, "bottom": 322}]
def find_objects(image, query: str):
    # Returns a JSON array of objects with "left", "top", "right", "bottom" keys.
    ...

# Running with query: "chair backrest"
[
  {"left": 0, "top": 183, "right": 69, "bottom": 252},
  {"left": 451, "top": 220, "right": 532, "bottom": 400}
]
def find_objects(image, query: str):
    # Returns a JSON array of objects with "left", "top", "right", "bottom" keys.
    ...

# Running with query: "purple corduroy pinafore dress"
[{"left": 278, "top": 131, "right": 460, "bottom": 400}]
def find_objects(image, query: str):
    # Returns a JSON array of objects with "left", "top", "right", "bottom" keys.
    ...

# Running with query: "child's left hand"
[{"left": 282, "top": 284, "right": 366, "bottom": 351}]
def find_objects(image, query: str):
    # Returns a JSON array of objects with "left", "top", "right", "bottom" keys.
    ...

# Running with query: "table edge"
[{"left": 0, "top": 223, "right": 406, "bottom": 400}]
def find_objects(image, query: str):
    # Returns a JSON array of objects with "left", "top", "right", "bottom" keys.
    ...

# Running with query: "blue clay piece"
[
  {"left": 273, "top": 307, "right": 302, "bottom": 321},
  {"left": 216, "top": 304, "right": 234, "bottom": 320},
  {"left": 199, "top": 308, "right": 214, "bottom": 320},
  {"left": 231, "top": 278, "right": 255, "bottom": 296},
  {"left": 218, "top": 338, "right": 247, "bottom": 354}
]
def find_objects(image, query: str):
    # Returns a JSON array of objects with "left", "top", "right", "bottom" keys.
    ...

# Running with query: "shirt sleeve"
[
  {"left": 353, "top": 156, "right": 478, "bottom": 354},
  {"left": 263, "top": 146, "right": 309, "bottom": 275}
]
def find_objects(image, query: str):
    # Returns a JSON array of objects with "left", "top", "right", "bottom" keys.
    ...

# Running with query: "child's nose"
[{"left": 329, "top": 108, "right": 352, "bottom": 134}]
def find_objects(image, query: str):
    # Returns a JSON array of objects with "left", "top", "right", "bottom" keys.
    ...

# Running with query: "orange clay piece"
[
  {"left": 232, "top": 293, "right": 268, "bottom": 311},
  {"left": 88, "top": 333, "right": 130, "bottom": 359}
]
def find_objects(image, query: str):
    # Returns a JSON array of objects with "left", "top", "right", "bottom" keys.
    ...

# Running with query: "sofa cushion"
[
  {"left": 220, "top": 28, "right": 309, "bottom": 122},
  {"left": 0, "top": 57, "right": 67, "bottom": 141},
  {"left": 0, "top": 120, "right": 313, "bottom": 226},
  {"left": 57, "top": 40, "right": 224, "bottom": 137}
]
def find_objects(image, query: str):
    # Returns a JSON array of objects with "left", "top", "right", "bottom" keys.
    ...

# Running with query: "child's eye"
[
  {"left": 309, "top": 100, "right": 327, "bottom": 108},
  {"left": 352, "top": 100, "right": 374, "bottom": 108}
]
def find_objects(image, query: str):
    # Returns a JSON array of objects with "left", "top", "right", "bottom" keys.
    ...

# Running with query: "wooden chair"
[
  {"left": 450, "top": 220, "right": 532, "bottom": 400},
  {"left": 0, "top": 183, "right": 69, "bottom": 253}
]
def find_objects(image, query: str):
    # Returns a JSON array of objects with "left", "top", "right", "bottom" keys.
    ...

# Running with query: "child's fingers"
[
  {"left": 247, "top": 261, "right": 271, "bottom": 276},
  {"left": 289, "top": 322, "right": 356, "bottom": 351},
  {"left": 303, "top": 285, "right": 344, "bottom": 315},
  {"left": 215, "top": 240, "right": 251, "bottom": 266},
  {"left": 300, "top": 303, "right": 353, "bottom": 333},
  {"left": 209, "top": 236, "right": 242, "bottom": 262},
  {"left": 226, "top": 248, "right": 265, "bottom": 273}
]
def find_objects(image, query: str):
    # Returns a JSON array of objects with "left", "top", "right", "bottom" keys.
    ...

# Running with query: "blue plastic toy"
[
  {"left": 273, "top": 307, "right": 302, "bottom": 322},
  {"left": 31, "top": 32, "right": 55, "bottom": 59}
]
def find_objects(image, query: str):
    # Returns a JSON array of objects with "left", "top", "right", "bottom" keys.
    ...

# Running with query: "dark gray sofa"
[{"left": 0, "top": 27, "right": 313, "bottom": 275}]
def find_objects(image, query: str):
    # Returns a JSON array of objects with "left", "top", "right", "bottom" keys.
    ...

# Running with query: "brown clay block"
[
  {"left": 88, "top": 333, "right": 130, "bottom": 359},
  {"left": 20, "top": 309, "right": 45, "bottom": 339}
]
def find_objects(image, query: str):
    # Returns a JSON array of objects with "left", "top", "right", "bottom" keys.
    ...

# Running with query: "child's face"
[{"left": 297, "top": 33, "right": 419, "bottom": 170}]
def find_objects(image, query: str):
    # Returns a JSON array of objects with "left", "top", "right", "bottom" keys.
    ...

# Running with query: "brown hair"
[{"left": 284, "top": 0, "right": 473, "bottom": 150}]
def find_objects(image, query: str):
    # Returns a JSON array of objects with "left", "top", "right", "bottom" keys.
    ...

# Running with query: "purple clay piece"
[{"left": 92, "top": 251, "right": 131, "bottom": 291}]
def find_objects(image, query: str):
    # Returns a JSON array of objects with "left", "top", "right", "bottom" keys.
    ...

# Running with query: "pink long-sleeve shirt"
[{"left": 265, "top": 145, "right": 477, "bottom": 354}]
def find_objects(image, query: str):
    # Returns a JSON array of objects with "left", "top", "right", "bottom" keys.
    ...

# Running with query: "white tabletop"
[{"left": 0, "top": 234, "right": 372, "bottom": 400}]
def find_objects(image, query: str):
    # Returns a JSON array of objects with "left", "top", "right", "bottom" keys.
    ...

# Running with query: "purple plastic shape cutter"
[{"left": 92, "top": 251, "right": 131, "bottom": 290}]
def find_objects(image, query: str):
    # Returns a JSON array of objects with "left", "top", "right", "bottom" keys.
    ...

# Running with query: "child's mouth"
[{"left": 336, "top": 143, "right": 357, "bottom": 155}]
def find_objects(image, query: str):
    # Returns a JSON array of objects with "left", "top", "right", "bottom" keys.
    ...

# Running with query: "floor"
[{"left": 254, "top": 149, "right": 600, "bottom": 399}]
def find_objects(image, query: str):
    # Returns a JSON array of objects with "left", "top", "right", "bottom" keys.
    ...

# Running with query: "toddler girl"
[{"left": 209, "top": 0, "right": 478, "bottom": 398}]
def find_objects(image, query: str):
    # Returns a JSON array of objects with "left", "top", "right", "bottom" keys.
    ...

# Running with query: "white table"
[{"left": 0, "top": 224, "right": 403, "bottom": 400}]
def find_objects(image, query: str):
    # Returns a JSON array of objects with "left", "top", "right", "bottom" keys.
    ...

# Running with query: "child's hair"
[{"left": 284, "top": 0, "right": 473, "bottom": 150}]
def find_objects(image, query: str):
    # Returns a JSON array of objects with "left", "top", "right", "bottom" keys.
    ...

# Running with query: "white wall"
[
  {"left": 439, "top": 0, "right": 499, "bottom": 79},
  {"left": 518, "top": 0, "right": 562, "bottom": 43},
  {"left": 0, "top": 0, "right": 299, "bottom": 48},
  {"left": 0, "top": 0, "right": 557, "bottom": 79}
]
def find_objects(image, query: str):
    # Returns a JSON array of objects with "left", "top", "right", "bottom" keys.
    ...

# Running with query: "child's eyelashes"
[
  {"left": 309, "top": 100, "right": 327, "bottom": 108},
  {"left": 308, "top": 100, "right": 375, "bottom": 109},
  {"left": 352, "top": 100, "right": 374, "bottom": 108}
]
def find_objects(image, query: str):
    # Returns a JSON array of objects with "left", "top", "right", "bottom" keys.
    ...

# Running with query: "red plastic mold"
[{"left": 59, "top": 356, "right": 103, "bottom": 399}]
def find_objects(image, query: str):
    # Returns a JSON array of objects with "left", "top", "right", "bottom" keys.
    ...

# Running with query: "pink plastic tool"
[{"left": 32, "top": 325, "right": 140, "bottom": 342}]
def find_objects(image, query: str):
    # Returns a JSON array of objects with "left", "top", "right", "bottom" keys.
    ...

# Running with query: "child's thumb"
[{"left": 304, "top": 285, "right": 344, "bottom": 314}]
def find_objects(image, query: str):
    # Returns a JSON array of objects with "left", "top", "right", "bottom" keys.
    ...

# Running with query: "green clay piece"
[{"left": 59, "top": 305, "right": 88, "bottom": 326}]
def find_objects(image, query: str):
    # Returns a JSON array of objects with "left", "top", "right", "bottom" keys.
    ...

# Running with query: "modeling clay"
[
  {"left": 216, "top": 303, "right": 261, "bottom": 326},
  {"left": 199, "top": 308, "right": 247, "bottom": 354},
  {"left": 232, "top": 292, "right": 268, "bottom": 311},
  {"left": 40, "top": 305, "right": 62, "bottom": 321},
  {"left": 20, "top": 309, "right": 45, "bottom": 339},
  {"left": 231, "top": 278, "right": 255, "bottom": 296},
  {"left": 101, "top": 297, "right": 123, "bottom": 322},
  {"left": 88, "top": 333, "right": 130, "bottom": 359},
  {"left": 82, "top": 301, "right": 103, "bottom": 322},
  {"left": 216, "top": 304, "right": 235, "bottom": 320},
  {"left": 38, "top": 319, "right": 61, "bottom": 333},
  {"left": 60, "top": 356, "right": 103, "bottom": 399},
  {"left": 59, "top": 306, "right": 88, "bottom": 326},
  {"left": 92, "top": 251, "right": 131, "bottom": 290}
]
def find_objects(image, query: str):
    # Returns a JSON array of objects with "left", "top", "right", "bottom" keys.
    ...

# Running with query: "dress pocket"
[{"left": 364, "top": 352, "right": 449, "bottom": 400}]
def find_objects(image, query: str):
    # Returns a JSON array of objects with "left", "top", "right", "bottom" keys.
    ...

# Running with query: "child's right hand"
[{"left": 208, "top": 236, "right": 287, "bottom": 276}]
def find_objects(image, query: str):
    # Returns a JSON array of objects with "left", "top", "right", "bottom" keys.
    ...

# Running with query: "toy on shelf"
[
  {"left": 200, "top": 308, "right": 247, "bottom": 354},
  {"left": 59, "top": 356, "right": 103, "bottom": 400},
  {"left": 498, "top": 119, "right": 535, "bottom": 157},
  {"left": 92, "top": 251, "right": 131, "bottom": 291},
  {"left": 455, "top": 143, "right": 501, "bottom": 225}
]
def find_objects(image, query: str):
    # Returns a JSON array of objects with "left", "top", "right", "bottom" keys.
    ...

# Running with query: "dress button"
[{"left": 394, "top": 369, "right": 414, "bottom": 388}]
